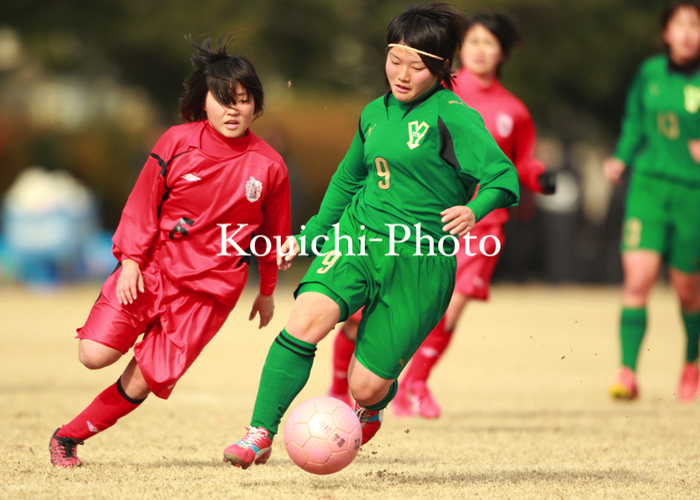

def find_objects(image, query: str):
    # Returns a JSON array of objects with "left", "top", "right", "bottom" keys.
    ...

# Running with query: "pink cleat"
[
  {"left": 678, "top": 363, "right": 700, "bottom": 403},
  {"left": 408, "top": 381, "right": 441, "bottom": 419},
  {"left": 223, "top": 427, "right": 272, "bottom": 469},
  {"left": 327, "top": 389, "right": 353, "bottom": 408},
  {"left": 609, "top": 367, "right": 639, "bottom": 401},
  {"left": 355, "top": 403, "right": 384, "bottom": 445},
  {"left": 391, "top": 382, "right": 417, "bottom": 418},
  {"left": 49, "top": 428, "right": 84, "bottom": 468}
]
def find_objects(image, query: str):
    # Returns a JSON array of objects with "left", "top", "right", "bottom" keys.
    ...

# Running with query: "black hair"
[
  {"left": 386, "top": 3, "right": 469, "bottom": 90},
  {"left": 467, "top": 12, "right": 521, "bottom": 60},
  {"left": 179, "top": 34, "right": 264, "bottom": 123},
  {"left": 662, "top": 0, "right": 700, "bottom": 29},
  {"left": 464, "top": 12, "right": 521, "bottom": 77}
]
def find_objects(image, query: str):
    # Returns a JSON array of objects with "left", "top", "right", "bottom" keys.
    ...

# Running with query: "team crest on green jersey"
[
  {"left": 407, "top": 121, "right": 429, "bottom": 150},
  {"left": 684, "top": 85, "right": 700, "bottom": 113}
]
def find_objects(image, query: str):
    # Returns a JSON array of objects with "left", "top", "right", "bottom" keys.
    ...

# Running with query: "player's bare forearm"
[
  {"left": 116, "top": 259, "right": 145, "bottom": 305},
  {"left": 441, "top": 206, "right": 476, "bottom": 238},
  {"left": 249, "top": 293, "right": 275, "bottom": 329}
]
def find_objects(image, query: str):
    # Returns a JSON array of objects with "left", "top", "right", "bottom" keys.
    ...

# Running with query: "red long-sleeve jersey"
[
  {"left": 113, "top": 121, "right": 291, "bottom": 306},
  {"left": 452, "top": 68, "right": 545, "bottom": 226}
]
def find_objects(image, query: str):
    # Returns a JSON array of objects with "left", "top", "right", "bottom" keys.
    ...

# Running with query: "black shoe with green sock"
[
  {"left": 250, "top": 329, "right": 317, "bottom": 437},
  {"left": 620, "top": 307, "right": 647, "bottom": 371}
]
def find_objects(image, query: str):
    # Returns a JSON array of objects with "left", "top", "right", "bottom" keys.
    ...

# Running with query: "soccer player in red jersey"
[
  {"left": 49, "top": 35, "right": 291, "bottom": 467},
  {"left": 327, "top": 12, "right": 556, "bottom": 418}
]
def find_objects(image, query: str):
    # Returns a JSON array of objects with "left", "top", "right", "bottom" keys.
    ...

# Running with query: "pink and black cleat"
[{"left": 50, "top": 428, "right": 84, "bottom": 468}]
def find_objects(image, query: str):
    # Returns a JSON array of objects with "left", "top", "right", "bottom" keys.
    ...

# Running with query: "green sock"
[
  {"left": 620, "top": 307, "right": 647, "bottom": 371},
  {"left": 682, "top": 309, "right": 700, "bottom": 363},
  {"left": 250, "top": 329, "right": 317, "bottom": 437},
  {"left": 363, "top": 380, "right": 398, "bottom": 412}
]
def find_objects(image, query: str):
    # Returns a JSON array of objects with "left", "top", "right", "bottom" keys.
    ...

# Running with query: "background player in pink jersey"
[
  {"left": 49, "top": 35, "right": 291, "bottom": 467},
  {"left": 327, "top": 12, "right": 556, "bottom": 418}
]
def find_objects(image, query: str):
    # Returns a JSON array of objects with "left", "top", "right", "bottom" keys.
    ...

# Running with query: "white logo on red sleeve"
[
  {"left": 246, "top": 177, "right": 263, "bottom": 202},
  {"left": 182, "top": 173, "right": 201, "bottom": 182},
  {"left": 496, "top": 113, "right": 514, "bottom": 138}
]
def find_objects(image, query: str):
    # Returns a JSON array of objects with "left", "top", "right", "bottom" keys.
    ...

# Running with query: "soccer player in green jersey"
[
  {"left": 605, "top": 0, "right": 700, "bottom": 402},
  {"left": 223, "top": 2, "right": 520, "bottom": 469}
]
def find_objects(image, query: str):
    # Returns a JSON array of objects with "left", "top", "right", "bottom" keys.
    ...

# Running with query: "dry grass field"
[{"left": 2, "top": 281, "right": 699, "bottom": 499}]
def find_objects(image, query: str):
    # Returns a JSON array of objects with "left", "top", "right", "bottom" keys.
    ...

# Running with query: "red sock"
[
  {"left": 57, "top": 379, "right": 146, "bottom": 441},
  {"left": 330, "top": 329, "right": 355, "bottom": 395},
  {"left": 404, "top": 317, "right": 454, "bottom": 383}
]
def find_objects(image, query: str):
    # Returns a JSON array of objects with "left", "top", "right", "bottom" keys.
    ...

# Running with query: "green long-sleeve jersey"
[
  {"left": 615, "top": 54, "right": 700, "bottom": 184},
  {"left": 301, "top": 84, "right": 520, "bottom": 247}
]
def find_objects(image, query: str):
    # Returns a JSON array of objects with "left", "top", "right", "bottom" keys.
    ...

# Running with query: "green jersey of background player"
[
  {"left": 224, "top": 2, "right": 520, "bottom": 470},
  {"left": 605, "top": 0, "right": 700, "bottom": 403}
]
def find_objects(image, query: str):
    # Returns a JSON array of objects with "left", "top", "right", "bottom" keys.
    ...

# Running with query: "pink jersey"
[
  {"left": 113, "top": 121, "right": 291, "bottom": 306},
  {"left": 452, "top": 68, "right": 545, "bottom": 226}
]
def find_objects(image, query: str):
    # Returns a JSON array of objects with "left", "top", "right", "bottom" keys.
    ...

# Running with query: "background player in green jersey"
[
  {"left": 605, "top": 0, "right": 700, "bottom": 402},
  {"left": 223, "top": 2, "right": 520, "bottom": 470}
]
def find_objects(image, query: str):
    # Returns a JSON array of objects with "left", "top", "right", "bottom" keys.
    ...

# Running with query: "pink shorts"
[
  {"left": 454, "top": 224, "right": 505, "bottom": 301},
  {"left": 77, "top": 259, "right": 234, "bottom": 399}
]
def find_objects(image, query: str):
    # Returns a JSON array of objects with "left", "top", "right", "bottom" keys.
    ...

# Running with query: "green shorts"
[
  {"left": 622, "top": 173, "right": 700, "bottom": 273},
  {"left": 296, "top": 210, "right": 456, "bottom": 379}
]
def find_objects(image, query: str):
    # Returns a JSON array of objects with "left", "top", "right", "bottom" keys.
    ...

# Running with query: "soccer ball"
[{"left": 284, "top": 396, "right": 362, "bottom": 474}]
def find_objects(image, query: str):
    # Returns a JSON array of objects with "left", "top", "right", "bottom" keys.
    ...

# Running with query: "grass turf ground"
[{"left": 1, "top": 282, "right": 699, "bottom": 499}]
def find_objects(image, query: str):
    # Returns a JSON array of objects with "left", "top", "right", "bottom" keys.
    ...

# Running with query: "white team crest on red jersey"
[
  {"left": 496, "top": 113, "right": 514, "bottom": 138},
  {"left": 246, "top": 176, "right": 263, "bottom": 202}
]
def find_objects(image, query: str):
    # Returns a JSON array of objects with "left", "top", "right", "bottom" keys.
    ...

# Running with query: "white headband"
[{"left": 387, "top": 43, "right": 445, "bottom": 61}]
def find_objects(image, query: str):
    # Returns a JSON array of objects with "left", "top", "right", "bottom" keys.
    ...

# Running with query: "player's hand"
[
  {"left": 538, "top": 171, "right": 557, "bottom": 195},
  {"left": 441, "top": 205, "right": 476, "bottom": 238},
  {"left": 688, "top": 139, "right": 700, "bottom": 164},
  {"left": 116, "top": 259, "right": 144, "bottom": 305},
  {"left": 249, "top": 293, "right": 274, "bottom": 329},
  {"left": 277, "top": 236, "right": 300, "bottom": 270},
  {"left": 603, "top": 157, "right": 626, "bottom": 185}
]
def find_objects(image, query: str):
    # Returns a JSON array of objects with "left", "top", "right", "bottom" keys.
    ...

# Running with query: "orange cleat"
[{"left": 609, "top": 367, "right": 639, "bottom": 401}]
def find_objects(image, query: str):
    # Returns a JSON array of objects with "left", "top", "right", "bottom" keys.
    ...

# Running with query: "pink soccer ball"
[{"left": 284, "top": 396, "right": 362, "bottom": 475}]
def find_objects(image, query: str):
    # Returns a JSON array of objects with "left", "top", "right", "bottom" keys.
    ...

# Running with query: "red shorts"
[
  {"left": 77, "top": 259, "right": 234, "bottom": 399},
  {"left": 454, "top": 224, "right": 505, "bottom": 301},
  {"left": 347, "top": 309, "right": 363, "bottom": 323}
]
